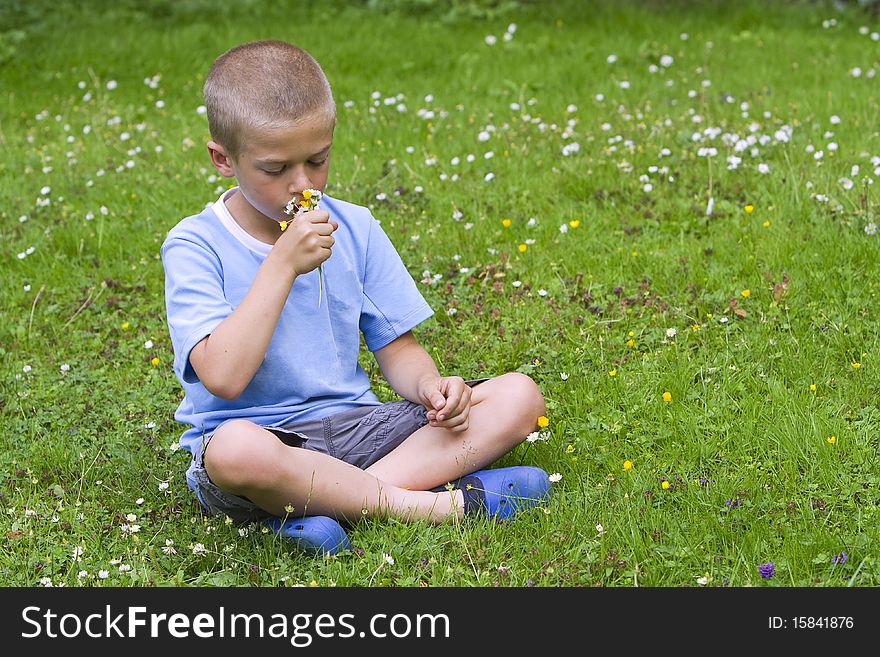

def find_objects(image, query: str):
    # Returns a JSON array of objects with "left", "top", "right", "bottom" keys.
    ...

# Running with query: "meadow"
[{"left": 1, "top": 0, "right": 879, "bottom": 588}]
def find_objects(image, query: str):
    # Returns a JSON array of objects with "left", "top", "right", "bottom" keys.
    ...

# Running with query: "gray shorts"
[{"left": 191, "top": 380, "right": 489, "bottom": 522}]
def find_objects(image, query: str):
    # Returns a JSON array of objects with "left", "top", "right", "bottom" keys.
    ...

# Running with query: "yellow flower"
[
  {"left": 518, "top": 243, "right": 527, "bottom": 253},
  {"left": 608, "top": 368, "right": 617, "bottom": 377},
  {"left": 626, "top": 338, "right": 635, "bottom": 347},
  {"left": 762, "top": 220, "right": 770, "bottom": 228},
  {"left": 623, "top": 460, "right": 633, "bottom": 471},
  {"left": 809, "top": 383, "right": 817, "bottom": 391},
  {"left": 502, "top": 218, "right": 511, "bottom": 228},
  {"left": 565, "top": 444, "right": 575, "bottom": 453},
  {"left": 741, "top": 289, "right": 751, "bottom": 298},
  {"left": 284, "top": 188, "right": 325, "bottom": 306},
  {"left": 851, "top": 362, "right": 861, "bottom": 369},
  {"left": 692, "top": 324, "right": 701, "bottom": 332},
  {"left": 826, "top": 435, "right": 837, "bottom": 445},
  {"left": 121, "top": 322, "right": 130, "bottom": 330},
  {"left": 537, "top": 415, "right": 550, "bottom": 428},
  {"left": 662, "top": 391, "right": 672, "bottom": 403},
  {"left": 150, "top": 357, "right": 159, "bottom": 367},
  {"left": 661, "top": 480, "right": 670, "bottom": 490},
  {"left": 284, "top": 504, "right": 295, "bottom": 513},
  {"left": 569, "top": 219, "right": 581, "bottom": 229},
  {"left": 744, "top": 204, "right": 754, "bottom": 213}
]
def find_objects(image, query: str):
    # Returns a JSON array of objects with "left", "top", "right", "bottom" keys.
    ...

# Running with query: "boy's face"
[{"left": 208, "top": 112, "right": 334, "bottom": 223}]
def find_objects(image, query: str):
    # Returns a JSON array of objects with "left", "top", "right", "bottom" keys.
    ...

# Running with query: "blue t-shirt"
[{"left": 161, "top": 188, "right": 434, "bottom": 489}]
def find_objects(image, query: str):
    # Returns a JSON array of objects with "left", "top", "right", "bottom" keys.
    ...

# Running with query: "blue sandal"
[
  {"left": 437, "top": 466, "right": 551, "bottom": 519},
  {"left": 265, "top": 515, "right": 352, "bottom": 555}
]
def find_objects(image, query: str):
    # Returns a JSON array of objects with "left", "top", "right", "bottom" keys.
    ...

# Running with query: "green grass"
[{"left": 1, "top": 0, "right": 879, "bottom": 588}]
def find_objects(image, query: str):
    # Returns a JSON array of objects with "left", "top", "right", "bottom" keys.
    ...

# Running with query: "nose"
[{"left": 286, "top": 166, "right": 311, "bottom": 195}]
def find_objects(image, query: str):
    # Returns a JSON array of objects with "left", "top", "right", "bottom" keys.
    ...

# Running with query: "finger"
[
  {"left": 305, "top": 210, "right": 331, "bottom": 224},
  {"left": 439, "top": 403, "right": 467, "bottom": 424},
  {"left": 451, "top": 396, "right": 473, "bottom": 422},
  {"left": 449, "top": 414, "right": 470, "bottom": 432},
  {"left": 311, "top": 221, "right": 337, "bottom": 235},
  {"left": 436, "top": 389, "right": 464, "bottom": 421},
  {"left": 422, "top": 378, "right": 451, "bottom": 417},
  {"left": 435, "top": 409, "right": 469, "bottom": 431}
]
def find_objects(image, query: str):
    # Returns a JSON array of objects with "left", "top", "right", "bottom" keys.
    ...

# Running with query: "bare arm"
[
  {"left": 189, "top": 211, "right": 336, "bottom": 399},
  {"left": 188, "top": 252, "right": 295, "bottom": 399},
  {"left": 373, "top": 331, "right": 440, "bottom": 404},
  {"left": 374, "top": 331, "right": 472, "bottom": 431}
]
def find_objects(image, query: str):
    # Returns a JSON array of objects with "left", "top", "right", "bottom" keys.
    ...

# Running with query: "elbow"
[
  {"left": 202, "top": 376, "right": 246, "bottom": 401},
  {"left": 188, "top": 344, "right": 250, "bottom": 400},
  {"left": 210, "top": 385, "right": 243, "bottom": 401}
]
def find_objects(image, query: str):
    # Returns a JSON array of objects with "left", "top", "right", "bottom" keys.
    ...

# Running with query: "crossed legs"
[{"left": 203, "top": 373, "right": 546, "bottom": 524}]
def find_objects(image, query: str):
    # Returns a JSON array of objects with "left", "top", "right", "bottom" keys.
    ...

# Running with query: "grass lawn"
[{"left": 1, "top": 0, "right": 879, "bottom": 588}]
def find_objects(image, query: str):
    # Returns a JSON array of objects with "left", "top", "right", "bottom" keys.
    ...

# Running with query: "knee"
[
  {"left": 497, "top": 372, "right": 546, "bottom": 426},
  {"left": 203, "top": 420, "right": 279, "bottom": 493}
]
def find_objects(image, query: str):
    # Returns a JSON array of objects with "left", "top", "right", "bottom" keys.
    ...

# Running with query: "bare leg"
[
  {"left": 204, "top": 419, "right": 464, "bottom": 523},
  {"left": 365, "top": 372, "right": 546, "bottom": 490}
]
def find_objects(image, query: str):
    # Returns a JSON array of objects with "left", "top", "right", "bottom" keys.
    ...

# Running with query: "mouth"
[
  {"left": 283, "top": 197, "right": 299, "bottom": 215},
  {"left": 279, "top": 189, "right": 324, "bottom": 231},
  {"left": 284, "top": 189, "right": 323, "bottom": 216}
]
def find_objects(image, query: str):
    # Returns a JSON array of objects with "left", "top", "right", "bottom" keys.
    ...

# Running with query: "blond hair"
[{"left": 203, "top": 40, "right": 335, "bottom": 157}]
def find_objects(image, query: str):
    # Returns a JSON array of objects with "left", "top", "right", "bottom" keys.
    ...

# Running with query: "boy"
[{"left": 161, "top": 40, "right": 550, "bottom": 555}]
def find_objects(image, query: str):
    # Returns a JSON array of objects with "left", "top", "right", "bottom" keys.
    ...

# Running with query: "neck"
[{"left": 224, "top": 189, "right": 281, "bottom": 245}]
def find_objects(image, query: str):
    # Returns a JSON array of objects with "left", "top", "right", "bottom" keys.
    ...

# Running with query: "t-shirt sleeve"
[
  {"left": 359, "top": 217, "right": 434, "bottom": 352},
  {"left": 161, "top": 236, "right": 233, "bottom": 384}
]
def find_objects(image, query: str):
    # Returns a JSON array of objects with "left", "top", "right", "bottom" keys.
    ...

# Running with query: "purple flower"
[
  {"left": 832, "top": 551, "right": 848, "bottom": 565},
  {"left": 724, "top": 499, "right": 742, "bottom": 509},
  {"left": 758, "top": 562, "right": 775, "bottom": 579}
]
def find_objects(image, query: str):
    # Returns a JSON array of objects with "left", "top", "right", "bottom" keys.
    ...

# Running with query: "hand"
[
  {"left": 419, "top": 376, "right": 472, "bottom": 432},
  {"left": 275, "top": 209, "right": 337, "bottom": 275}
]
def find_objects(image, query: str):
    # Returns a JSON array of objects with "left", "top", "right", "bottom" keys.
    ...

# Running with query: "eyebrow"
[{"left": 256, "top": 144, "right": 332, "bottom": 166}]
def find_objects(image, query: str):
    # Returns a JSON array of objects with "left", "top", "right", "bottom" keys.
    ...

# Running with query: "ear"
[{"left": 207, "top": 140, "right": 236, "bottom": 178}]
